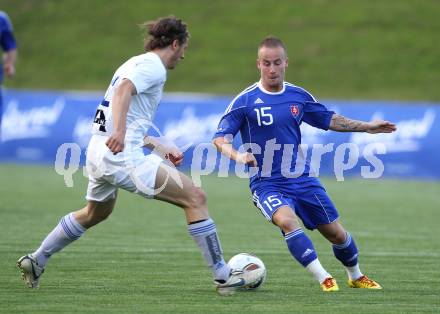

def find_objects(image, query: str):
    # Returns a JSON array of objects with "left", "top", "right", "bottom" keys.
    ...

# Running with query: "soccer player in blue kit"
[
  {"left": 213, "top": 37, "right": 397, "bottom": 291},
  {"left": 0, "top": 11, "right": 18, "bottom": 135}
]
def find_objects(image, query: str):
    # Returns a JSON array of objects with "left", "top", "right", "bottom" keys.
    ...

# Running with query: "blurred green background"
[{"left": 1, "top": 0, "right": 439, "bottom": 100}]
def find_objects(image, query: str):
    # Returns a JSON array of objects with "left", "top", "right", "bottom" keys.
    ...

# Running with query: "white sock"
[
  {"left": 305, "top": 259, "right": 331, "bottom": 284},
  {"left": 345, "top": 263, "right": 363, "bottom": 281},
  {"left": 32, "top": 213, "right": 86, "bottom": 267},
  {"left": 188, "top": 218, "right": 231, "bottom": 282}
]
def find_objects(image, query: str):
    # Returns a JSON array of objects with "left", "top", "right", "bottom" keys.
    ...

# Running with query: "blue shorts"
[{"left": 251, "top": 177, "right": 339, "bottom": 230}]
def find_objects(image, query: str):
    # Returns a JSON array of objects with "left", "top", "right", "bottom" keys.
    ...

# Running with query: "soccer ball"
[{"left": 228, "top": 253, "right": 267, "bottom": 290}]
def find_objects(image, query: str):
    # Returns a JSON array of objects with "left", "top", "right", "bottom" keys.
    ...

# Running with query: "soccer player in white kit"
[{"left": 17, "top": 16, "right": 259, "bottom": 295}]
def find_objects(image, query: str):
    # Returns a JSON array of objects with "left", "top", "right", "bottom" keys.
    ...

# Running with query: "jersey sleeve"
[
  {"left": 122, "top": 59, "right": 163, "bottom": 94},
  {"left": 213, "top": 96, "right": 246, "bottom": 139},
  {"left": 301, "top": 101, "right": 335, "bottom": 130},
  {"left": 0, "top": 13, "right": 17, "bottom": 51}
]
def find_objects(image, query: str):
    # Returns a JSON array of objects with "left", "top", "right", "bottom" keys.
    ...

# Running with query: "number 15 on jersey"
[{"left": 254, "top": 106, "right": 273, "bottom": 126}]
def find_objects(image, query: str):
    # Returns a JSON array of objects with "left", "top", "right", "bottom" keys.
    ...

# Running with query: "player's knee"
[
  {"left": 179, "top": 186, "right": 207, "bottom": 211},
  {"left": 275, "top": 217, "right": 300, "bottom": 234},
  {"left": 330, "top": 230, "right": 347, "bottom": 244},
  {"left": 187, "top": 186, "right": 207, "bottom": 209},
  {"left": 322, "top": 228, "right": 346, "bottom": 244}
]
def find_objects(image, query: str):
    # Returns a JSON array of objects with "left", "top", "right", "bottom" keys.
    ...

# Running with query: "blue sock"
[
  {"left": 284, "top": 229, "right": 318, "bottom": 267},
  {"left": 332, "top": 232, "right": 358, "bottom": 267}
]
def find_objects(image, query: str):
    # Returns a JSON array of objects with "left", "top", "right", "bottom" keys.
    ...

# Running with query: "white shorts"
[{"left": 85, "top": 135, "right": 164, "bottom": 202}]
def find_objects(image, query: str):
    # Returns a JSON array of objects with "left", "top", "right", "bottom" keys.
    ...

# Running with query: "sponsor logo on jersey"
[{"left": 254, "top": 98, "right": 264, "bottom": 104}]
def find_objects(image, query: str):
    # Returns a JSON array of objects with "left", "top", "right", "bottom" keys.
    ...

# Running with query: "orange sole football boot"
[
  {"left": 348, "top": 275, "right": 382, "bottom": 289},
  {"left": 321, "top": 277, "right": 339, "bottom": 292}
]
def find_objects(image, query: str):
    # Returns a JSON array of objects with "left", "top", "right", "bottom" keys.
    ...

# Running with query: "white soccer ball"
[{"left": 228, "top": 253, "right": 267, "bottom": 290}]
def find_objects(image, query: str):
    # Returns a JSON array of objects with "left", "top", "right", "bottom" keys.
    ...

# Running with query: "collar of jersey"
[{"left": 257, "top": 80, "right": 286, "bottom": 95}]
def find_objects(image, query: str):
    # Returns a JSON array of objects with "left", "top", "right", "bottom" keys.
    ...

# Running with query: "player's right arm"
[
  {"left": 0, "top": 12, "right": 18, "bottom": 78},
  {"left": 212, "top": 95, "right": 258, "bottom": 166},
  {"left": 213, "top": 137, "right": 258, "bottom": 166},
  {"left": 105, "top": 79, "right": 136, "bottom": 154}
]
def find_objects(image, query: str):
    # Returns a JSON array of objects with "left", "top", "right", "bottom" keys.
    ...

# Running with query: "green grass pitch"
[{"left": 0, "top": 164, "right": 439, "bottom": 313}]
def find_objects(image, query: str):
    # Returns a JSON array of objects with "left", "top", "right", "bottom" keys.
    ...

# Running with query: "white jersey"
[{"left": 92, "top": 51, "right": 167, "bottom": 150}]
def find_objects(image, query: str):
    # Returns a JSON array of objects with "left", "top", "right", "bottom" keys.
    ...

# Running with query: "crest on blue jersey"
[{"left": 290, "top": 105, "right": 300, "bottom": 117}]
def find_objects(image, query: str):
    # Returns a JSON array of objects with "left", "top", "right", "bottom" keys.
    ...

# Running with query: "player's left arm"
[
  {"left": 3, "top": 48, "right": 17, "bottom": 77},
  {"left": 329, "top": 113, "right": 397, "bottom": 134},
  {"left": 143, "top": 136, "right": 183, "bottom": 167}
]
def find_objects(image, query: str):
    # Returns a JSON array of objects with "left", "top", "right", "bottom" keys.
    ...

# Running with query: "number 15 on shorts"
[{"left": 263, "top": 195, "right": 283, "bottom": 212}]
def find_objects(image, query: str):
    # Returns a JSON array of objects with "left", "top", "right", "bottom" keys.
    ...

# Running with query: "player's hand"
[
  {"left": 237, "top": 152, "right": 258, "bottom": 167},
  {"left": 165, "top": 148, "right": 184, "bottom": 167},
  {"left": 106, "top": 130, "right": 125, "bottom": 154},
  {"left": 366, "top": 120, "right": 397, "bottom": 134},
  {"left": 157, "top": 144, "right": 184, "bottom": 167},
  {"left": 4, "top": 64, "right": 15, "bottom": 77}
]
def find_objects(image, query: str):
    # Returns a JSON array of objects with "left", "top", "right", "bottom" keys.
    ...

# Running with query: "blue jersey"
[
  {"left": 0, "top": 11, "right": 17, "bottom": 83},
  {"left": 213, "top": 81, "right": 334, "bottom": 190}
]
